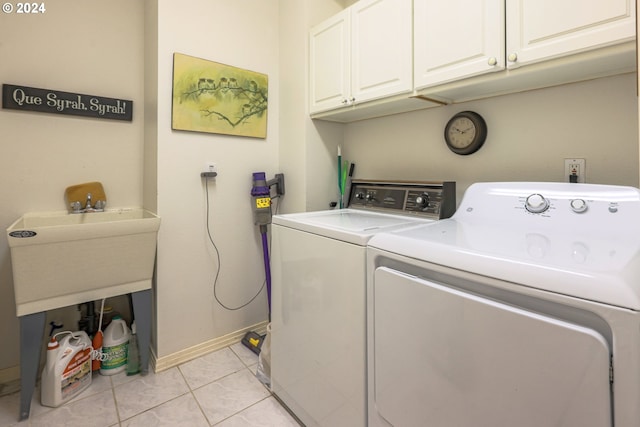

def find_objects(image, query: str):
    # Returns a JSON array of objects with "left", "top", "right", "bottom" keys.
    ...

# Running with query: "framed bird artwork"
[{"left": 171, "top": 53, "right": 268, "bottom": 138}]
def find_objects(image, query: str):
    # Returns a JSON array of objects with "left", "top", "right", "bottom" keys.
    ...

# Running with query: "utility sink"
[{"left": 7, "top": 208, "right": 160, "bottom": 316}]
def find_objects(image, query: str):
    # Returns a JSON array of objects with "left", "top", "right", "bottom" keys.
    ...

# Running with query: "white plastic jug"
[
  {"left": 100, "top": 315, "right": 130, "bottom": 376},
  {"left": 41, "top": 331, "right": 92, "bottom": 407}
]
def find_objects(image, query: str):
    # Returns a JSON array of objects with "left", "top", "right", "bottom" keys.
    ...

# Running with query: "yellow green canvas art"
[{"left": 172, "top": 53, "right": 268, "bottom": 138}]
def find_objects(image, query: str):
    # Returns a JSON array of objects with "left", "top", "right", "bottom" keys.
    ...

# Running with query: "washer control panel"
[
  {"left": 457, "top": 183, "right": 639, "bottom": 228},
  {"left": 520, "top": 193, "right": 619, "bottom": 217},
  {"left": 349, "top": 180, "right": 456, "bottom": 219}
]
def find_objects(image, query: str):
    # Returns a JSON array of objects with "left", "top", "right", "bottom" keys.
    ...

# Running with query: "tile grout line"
[
  {"left": 115, "top": 368, "right": 194, "bottom": 426},
  {"left": 181, "top": 346, "right": 267, "bottom": 426},
  {"left": 112, "top": 351, "right": 248, "bottom": 426},
  {"left": 108, "top": 375, "right": 124, "bottom": 427},
  {"left": 111, "top": 383, "right": 122, "bottom": 427},
  {"left": 176, "top": 364, "right": 212, "bottom": 426},
  {"left": 211, "top": 394, "right": 277, "bottom": 427}
]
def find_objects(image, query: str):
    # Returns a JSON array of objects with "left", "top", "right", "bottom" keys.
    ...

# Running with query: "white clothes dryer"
[
  {"left": 367, "top": 182, "right": 640, "bottom": 427},
  {"left": 271, "top": 180, "right": 455, "bottom": 427}
]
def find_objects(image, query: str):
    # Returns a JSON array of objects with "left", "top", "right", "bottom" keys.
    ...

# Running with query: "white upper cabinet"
[
  {"left": 309, "top": 0, "right": 413, "bottom": 115},
  {"left": 414, "top": 0, "right": 505, "bottom": 89},
  {"left": 414, "top": 0, "right": 635, "bottom": 93},
  {"left": 311, "top": 0, "right": 635, "bottom": 121},
  {"left": 506, "top": 0, "right": 636, "bottom": 69},
  {"left": 350, "top": 0, "right": 413, "bottom": 104},
  {"left": 309, "top": 10, "right": 350, "bottom": 114}
]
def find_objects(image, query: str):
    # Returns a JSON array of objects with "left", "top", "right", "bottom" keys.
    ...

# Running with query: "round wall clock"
[{"left": 444, "top": 111, "right": 488, "bottom": 155}]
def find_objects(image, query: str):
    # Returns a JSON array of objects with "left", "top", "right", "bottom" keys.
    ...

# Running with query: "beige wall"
[
  {"left": 278, "top": 0, "right": 351, "bottom": 214},
  {"left": 150, "top": 0, "right": 281, "bottom": 359},
  {"left": 0, "top": 0, "right": 145, "bottom": 376},
  {"left": 342, "top": 74, "right": 639, "bottom": 202}
]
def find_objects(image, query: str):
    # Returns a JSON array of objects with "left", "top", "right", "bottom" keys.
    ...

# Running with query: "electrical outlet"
[
  {"left": 564, "top": 158, "right": 586, "bottom": 183},
  {"left": 204, "top": 162, "right": 217, "bottom": 174},
  {"left": 200, "top": 162, "right": 217, "bottom": 179}
]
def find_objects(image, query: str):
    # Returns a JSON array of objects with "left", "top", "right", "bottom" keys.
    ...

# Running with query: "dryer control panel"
[{"left": 348, "top": 180, "right": 456, "bottom": 219}]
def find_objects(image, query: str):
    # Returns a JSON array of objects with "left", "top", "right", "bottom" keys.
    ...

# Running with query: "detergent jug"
[
  {"left": 41, "top": 331, "right": 92, "bottom": 407},
  {"left": 100, "top": 315, "right": 130, "bottom": 375}
]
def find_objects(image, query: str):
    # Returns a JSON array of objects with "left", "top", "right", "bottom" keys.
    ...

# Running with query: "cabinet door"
[
  {"left": 309, "top": 10, "right": 350, "bottom": 114},
  {"left": 414, "top": 0, "right": 504, "bottom": 90},
  {"left": 506, "top": 0, "right": 636, "bottom": 69},
  {"left": 351, "top": 0, "right": 413, "bottom": 104}
]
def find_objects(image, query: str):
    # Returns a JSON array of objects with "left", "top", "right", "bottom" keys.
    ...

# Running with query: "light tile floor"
[{"left": 0, "top": 342, "right": 301, "bottom": 427}]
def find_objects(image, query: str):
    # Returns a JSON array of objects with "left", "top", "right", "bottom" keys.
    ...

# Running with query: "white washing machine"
[
  {"left": 367, "top": 182, "right": 640, "bottom": 427},
  {"left": 271, "top": 180, "right": 456, "bottom": 427}
]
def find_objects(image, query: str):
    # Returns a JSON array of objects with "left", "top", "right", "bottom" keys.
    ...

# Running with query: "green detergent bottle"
[{"left": 100, "top": 315, "right": 130, "bottom": 376}]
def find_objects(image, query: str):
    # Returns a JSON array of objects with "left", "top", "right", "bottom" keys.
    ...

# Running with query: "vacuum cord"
[{"left": 205, "top": 178, "right": 268, "bottom": 311}]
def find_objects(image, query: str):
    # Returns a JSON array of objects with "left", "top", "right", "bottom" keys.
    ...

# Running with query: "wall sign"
[{"left": 2, "top": 84, "right": 133, "bottom": 121}]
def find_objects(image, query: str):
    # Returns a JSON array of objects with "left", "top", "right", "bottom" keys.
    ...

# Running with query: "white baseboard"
[
  {"left": 0, "top": 365, "right": 19, "bottom": 384},
  {"left": 0, "top": 365, "right": 20, "bottom": 396},
  {"left": 152, "top": 320, "right": 269, "bottom": 373}
]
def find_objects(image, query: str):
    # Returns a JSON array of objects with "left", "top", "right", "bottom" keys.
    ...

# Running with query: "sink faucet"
[{"left": 69, "top": 193, "right": 106, "bottom": 213}]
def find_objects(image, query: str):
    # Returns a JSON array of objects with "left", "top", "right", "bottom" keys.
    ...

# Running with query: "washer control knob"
[
  {"left": 365, "top": 193, "right": 375, "bottom": 201},
  {"left": 525, "top": 194, "right": 549, "bottom": 213},
  {"left": 355, "top": 192, "right": 365, "bottom": 200},
  {"left": 415, "top": 193, "right": 430, "bottom": 208},
  {"left": 570, "top": 198, "right": 588, "bottom": 213}
]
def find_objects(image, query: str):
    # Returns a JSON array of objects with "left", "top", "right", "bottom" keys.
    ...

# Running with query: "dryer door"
[{"left": 370, "top": 267, "right": 612, "bottom": 427}]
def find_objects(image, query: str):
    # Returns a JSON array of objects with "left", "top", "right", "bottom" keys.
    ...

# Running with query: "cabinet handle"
[
  {"left": 342, "top": 99, "right": 349, "bottom": 105},
  {"left": 350, "top": 97, "right": 356, "bottom": 103},
  {"left": 507, "top": 52, "right": 518, "bottom": 63},
  {"left": 488, "top": 57, "right": 498, "bottom": 66}
]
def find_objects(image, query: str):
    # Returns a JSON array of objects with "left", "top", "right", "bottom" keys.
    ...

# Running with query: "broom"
[{"left": 91, "top": 298, "right": 105, "bottom": 371}]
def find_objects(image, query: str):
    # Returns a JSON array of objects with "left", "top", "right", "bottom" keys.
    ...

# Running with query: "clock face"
[
  {"left": 444, "top": 111, "right": 487, "bottom": 155},
  {"left": 446, "top": 117, "right": 477, "bottom": 148}
]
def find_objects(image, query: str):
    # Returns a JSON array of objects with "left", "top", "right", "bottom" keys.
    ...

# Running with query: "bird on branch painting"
[{"left": 181, "top": 77, "right": 267, "bottom": 128}]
